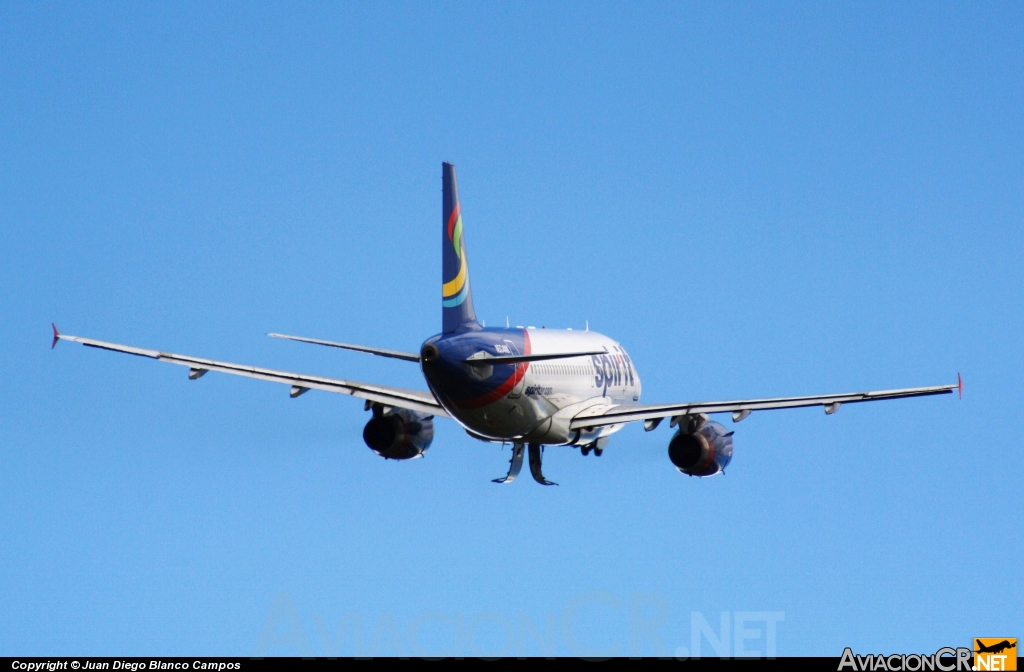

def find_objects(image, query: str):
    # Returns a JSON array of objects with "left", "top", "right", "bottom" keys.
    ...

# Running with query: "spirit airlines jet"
[{"left": 53, "top": 163, "right": 961, "bottom": 485}]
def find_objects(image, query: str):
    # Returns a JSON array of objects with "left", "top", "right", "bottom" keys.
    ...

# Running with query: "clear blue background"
[{"left": 2, "top": 1, "right": 1021, "bottom": 657}]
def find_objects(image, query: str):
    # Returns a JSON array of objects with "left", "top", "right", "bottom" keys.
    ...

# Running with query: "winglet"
[
  {"left": 51, "top": 323, "right": 60, "bottom": 349},
  {"left": 957, "top": 372, "right": 963, "bottom": 400}
]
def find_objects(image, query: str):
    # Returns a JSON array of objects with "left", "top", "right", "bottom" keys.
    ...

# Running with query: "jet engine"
[
  {"left": 362, "top": 408, "right": 434, "bottom": 460},
  {"left": 668, "top": 419, "right": 733, "bottom": 477}
]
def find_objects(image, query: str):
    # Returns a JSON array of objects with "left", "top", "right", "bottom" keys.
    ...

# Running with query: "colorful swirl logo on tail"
[{"left": 442, "top": 203, "right": 469, "bottom": 307}]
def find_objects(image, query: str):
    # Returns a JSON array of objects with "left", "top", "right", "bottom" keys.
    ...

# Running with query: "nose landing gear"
[
  {"left": 528, "top": 443, "right": 557, "bottom": 486},
  {"left": 493, "top": 442, "right": 557, "bottom": 485},
  {"left": 492, "top": 442, "right": 525, "bottom": 484}
]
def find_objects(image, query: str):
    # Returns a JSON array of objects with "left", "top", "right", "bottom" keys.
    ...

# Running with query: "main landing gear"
[
  {"left": 493, "top": 442, "right": 557, "bottom": 486},
  {"left": 579, "top": 437, "right": 607, "bottom": 457}
]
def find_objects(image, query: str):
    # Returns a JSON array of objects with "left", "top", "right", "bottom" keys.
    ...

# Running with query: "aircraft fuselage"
[{"left": 421, "top": 326, "right": 641, "bottom": 446}]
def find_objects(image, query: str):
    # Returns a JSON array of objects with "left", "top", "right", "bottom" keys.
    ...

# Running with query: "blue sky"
[{"left": 1, "top": 1, "right": 1021, "bottom": 657}]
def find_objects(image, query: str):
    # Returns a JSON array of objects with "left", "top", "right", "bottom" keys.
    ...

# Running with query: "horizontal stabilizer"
[
  {"left": 268, "top": 333, "right": 420, "bottom": 362},
  {"left": 464, "top": 349, "right": 608, "bottom": 366}
]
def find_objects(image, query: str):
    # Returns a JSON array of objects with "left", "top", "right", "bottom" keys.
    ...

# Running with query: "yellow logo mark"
[{"left": 974, "top": 638, "right": 1016, "bottom": 671}]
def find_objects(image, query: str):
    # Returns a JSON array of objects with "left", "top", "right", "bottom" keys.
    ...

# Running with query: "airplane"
[
  {"left": 975, "top": 640, "right": 1015, "bottom": 655},
  {"left": 52, "top": 162, "right": 962, "bottom": 486}
]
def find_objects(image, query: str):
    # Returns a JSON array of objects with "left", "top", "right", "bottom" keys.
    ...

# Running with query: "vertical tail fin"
[{"left": 442, "top": 162, "right": 479, "bottom": 333}]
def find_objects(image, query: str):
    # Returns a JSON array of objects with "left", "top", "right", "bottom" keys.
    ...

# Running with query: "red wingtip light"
[
  {"left": 51, "top": 323, "right": 60, "bottom": 349},
  {"left": 957, "top": 372, "right": 963, "bottom": 400}
]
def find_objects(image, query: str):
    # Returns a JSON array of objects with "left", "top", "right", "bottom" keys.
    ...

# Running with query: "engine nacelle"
[
  {"left": 668, "top": 420, "right": 733, "bottom": 477},
  {"left": 362, "top": 409, "right": 434, "bottom": 460}
]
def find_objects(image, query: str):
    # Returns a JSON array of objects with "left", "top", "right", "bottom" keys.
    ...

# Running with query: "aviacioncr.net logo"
[{"left": 838, "top": 647, "right": 973, "bottom": 671}]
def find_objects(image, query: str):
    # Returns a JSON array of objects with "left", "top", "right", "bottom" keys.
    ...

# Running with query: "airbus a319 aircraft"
[{"left": 54, "top": 163, "right": 961, "bottom": 485}]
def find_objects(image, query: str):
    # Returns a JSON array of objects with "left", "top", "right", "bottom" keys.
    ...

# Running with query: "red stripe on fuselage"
[{"left": 456, "top": 329, "right": 531, "bottom": 410}]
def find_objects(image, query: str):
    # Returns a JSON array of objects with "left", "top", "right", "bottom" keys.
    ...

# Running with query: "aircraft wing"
[
  {"left": 570, "top": 380, "right": 960, "bottom": 430},
  {"left": 53, "top": 327, "right": 448, "bottom": 418}
]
